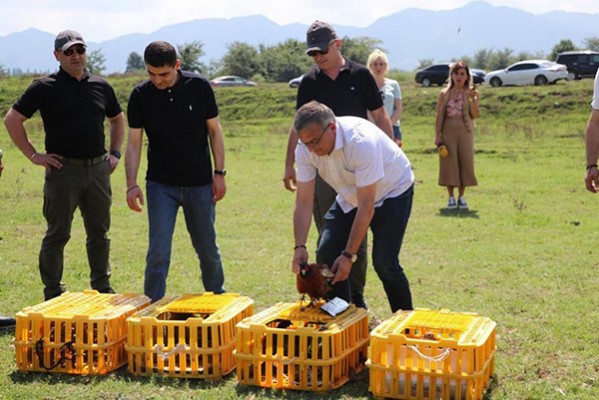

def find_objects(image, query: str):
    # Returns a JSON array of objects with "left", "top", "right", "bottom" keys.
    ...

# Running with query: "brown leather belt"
[{"left": 62, "top": 154, "right": 107, "bottom": 166}]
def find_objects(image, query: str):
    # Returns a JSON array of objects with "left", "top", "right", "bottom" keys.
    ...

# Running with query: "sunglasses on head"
[{"left": 62, "top": 46, "right": 86, "bottom": 56}]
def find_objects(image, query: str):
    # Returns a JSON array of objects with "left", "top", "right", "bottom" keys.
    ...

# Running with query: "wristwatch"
[
  {"left": 341, "top": 250, "right": 357, "bottom": 263},
  {"left": 110, "top": 150, "right": 121, "bottom": 159},
  {"left": 214, "top": 169, "right": 227, "bottom": 176}
]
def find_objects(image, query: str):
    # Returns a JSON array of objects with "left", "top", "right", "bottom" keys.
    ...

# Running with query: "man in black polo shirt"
[
  {"left": 3, "top": 30, "right": 125, "bottom": 301},
  {"left": 284, "top": 21, "right": 394, "bottom": 310},
  {"left": 124, "top": 41, "right": 226, "bottom": 302}
]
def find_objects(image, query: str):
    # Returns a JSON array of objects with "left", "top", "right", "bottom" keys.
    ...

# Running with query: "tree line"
[
  {"left": 124, "top": 36, "right": 382, "bottom": 82},
  {"left": 2, "top": 36, "right": 598, "bottom": 79}
]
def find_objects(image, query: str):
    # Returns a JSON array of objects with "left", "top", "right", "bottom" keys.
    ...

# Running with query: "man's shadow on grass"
[{"left": 437, "top": 208, "right": 480, "bottom": 219}]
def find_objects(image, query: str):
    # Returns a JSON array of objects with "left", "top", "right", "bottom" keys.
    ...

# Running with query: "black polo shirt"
[
  {"left": 127, "top": 70, "right": 218, "bottom": 187},
  {"left": 296, "top": 58, "right": 383, "bottom": 116},
  {"left": 13, "top": 68, "right": 122, "bottom": 159}
]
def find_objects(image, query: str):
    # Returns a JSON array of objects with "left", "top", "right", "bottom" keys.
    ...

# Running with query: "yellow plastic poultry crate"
[
  {"left": 367, "top": 308, "right": 496, "bottom": 400},
  {"left": 234, "top": 301, "right": 369, "bottom": 391},
  {"left": 13, "top": 290, "right": 151, "bottom": 375},
  {"left": 125, "top": 292, "right": 254, "bottom": 379}
]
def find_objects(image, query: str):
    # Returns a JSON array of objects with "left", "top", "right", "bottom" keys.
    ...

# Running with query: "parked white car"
[
  {"left": 484, "top": 60, "right": 568, "bottom": 87},
  {"left": 288, "top": 74, "right": 304, "bottom": 88}
]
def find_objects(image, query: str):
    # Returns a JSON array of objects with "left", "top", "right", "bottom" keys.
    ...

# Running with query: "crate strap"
[
  {"left": 35, "top": 338, "right": 75, "bottom": 371},
  {"left": 407, "top": 345, "right": 451, "bottom": 362},
  {"left": 153, "top": 343, "right": 187, "bottom": 359}
]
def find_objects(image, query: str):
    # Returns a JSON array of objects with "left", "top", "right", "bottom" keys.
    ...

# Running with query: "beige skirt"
[{"left": 438, "top": 117, "right": 478, "bottom": 187}]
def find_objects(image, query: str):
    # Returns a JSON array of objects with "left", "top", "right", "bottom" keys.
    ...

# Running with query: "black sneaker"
[{"left": 0, "top": 315, "right": 16, "bottom": 329}]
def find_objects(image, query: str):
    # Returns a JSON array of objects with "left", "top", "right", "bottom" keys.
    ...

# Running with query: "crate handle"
[
  {"left": 275, "top": 356, "right": 297, "bottom": 366},
  {"left": 408, "top": 345, "right": 451, "bottom": 362},
  {"left": 35, "top": 338, "right": 75, "bottom": 371},
  {"left": 153, "top": 343, "right": 187, "bottom": 359}
]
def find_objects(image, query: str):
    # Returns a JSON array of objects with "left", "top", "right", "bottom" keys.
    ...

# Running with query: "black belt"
[{"left": 62, "top": 154, "right": 107, "bottom": 166}]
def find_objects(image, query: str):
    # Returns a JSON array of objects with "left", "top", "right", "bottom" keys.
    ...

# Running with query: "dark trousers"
[
  {"left": 39, "top": 160, "right": 113, "bottom": 300},
  {"left": 316, "top": 185, "right": 414, "bottom": 312},
  {"left": 313, "top": 174, "right": 368, "bottom": 306}
]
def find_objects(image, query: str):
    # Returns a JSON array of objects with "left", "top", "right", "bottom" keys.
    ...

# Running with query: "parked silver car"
[
  {"left": 210, "top": 75, "right": 257, "bottom": 87},
  {"left": 288, "top": 75, "right": 304, "bottom": 88},
  {"left": 484, "top": 60, "right": 568, "bottom": 87}
]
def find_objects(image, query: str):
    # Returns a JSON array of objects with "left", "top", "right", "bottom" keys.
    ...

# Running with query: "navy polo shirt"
[
  {"left": 296, "top": 58, "right": 383, "bottom": 116},
  {"left": 127, "top": 70, "right": 218, "bottom": 187},
  {"left": 12, "top": 68, "right": 122, "bottom": 159}
]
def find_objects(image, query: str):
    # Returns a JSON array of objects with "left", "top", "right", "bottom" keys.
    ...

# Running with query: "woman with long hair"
[{"left": 434, "top": 61, "right": 480, "bottom": 209}]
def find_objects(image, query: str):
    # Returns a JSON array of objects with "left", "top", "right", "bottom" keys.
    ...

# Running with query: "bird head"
[{"left": 299, "top": 262, "right": 311, "bottom": 277}]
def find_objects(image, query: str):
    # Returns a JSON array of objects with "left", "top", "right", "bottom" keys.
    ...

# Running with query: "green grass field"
[{"left": 0, "top": 76, "right": 598, "bottom": 399}]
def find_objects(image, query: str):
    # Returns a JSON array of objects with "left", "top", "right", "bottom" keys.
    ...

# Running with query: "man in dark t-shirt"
[
  {"left": 284, "top": 21, "right": 394, "bottom": 310},
  {"left": 3, "top": 29, "right": 125, "bottom": 301},
  {"left": 124, "top": 41, "right": 226, "bottom": 302}
]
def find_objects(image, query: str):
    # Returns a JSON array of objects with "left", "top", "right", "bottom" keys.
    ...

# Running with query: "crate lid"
[
  {"left": 17, "top": 290, "right": 150, "bottom": 319},
  {"left": 162, "top": 293, "right": 240, "bottom": 313},
  {"left": 373, "top": 308, "right": 495, "bottom": 345}
]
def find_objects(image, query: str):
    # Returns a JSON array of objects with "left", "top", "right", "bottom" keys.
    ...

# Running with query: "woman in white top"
[{"left": 367, "top": 49, "right": 403, "bottom": 146}]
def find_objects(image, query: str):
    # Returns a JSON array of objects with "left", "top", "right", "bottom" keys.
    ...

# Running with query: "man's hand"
[
  {"left": 126, "top": 185, "right": 144, "bottom": 212},
  {"left": 31, "top": 153, "right": 63, "bottom": 172},
  {"left": 292, "top": 246, "right": 308, "bottom": 274},
  {"left": 212, "top": 175, "right": 226, "bottom": 201},
  {"left": 283, "top": 164, "right": 297, "bottom": 192},
  {"left": 107, "top": 154, "right": 120, "bottom": 173},
  {"left": 331, "top": 255, "right": 352, "bottom": 284},
  {"left": 585, "top": 166, "right": 599, "bottom": 193}
]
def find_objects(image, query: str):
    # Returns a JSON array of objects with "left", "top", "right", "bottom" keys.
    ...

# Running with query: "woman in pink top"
[{"left": 434, "top": 61, "right": 480, "bottom": 210}]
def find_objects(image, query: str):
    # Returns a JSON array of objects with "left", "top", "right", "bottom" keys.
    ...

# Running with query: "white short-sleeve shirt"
[
  {"left": 592, "top": 69, "right": 599, "bottom": 110},
  {"left": 296, "top": 116, "right": 414, "bottom": 213}
]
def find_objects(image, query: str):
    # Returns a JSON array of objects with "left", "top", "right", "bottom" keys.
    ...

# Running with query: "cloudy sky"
[{"left": 1, "top": 0, "right": 597, "bottom": 41}]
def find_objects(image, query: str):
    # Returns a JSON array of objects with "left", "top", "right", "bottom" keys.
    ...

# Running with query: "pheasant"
[{"left": 296, "top": 262, "right": 334, "bottom": 307}]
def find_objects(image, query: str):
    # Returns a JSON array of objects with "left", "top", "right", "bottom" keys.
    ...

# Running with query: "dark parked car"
[
  {"left": 555, "top": 50, "right": 599, "bottom": 80},
  {"left": 415, "top": 63, "right": 485, "bottom": 87}
]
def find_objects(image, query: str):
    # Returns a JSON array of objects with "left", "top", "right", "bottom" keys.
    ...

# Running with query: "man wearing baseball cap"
[
  {"left": 283, "top": 20, "right": 394, "bottom": 310},
  {"left": 3, "top": 29, "right": 125, "bottom": 301}
]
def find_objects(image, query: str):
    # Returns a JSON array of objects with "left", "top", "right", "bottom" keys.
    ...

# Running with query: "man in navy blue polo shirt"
[
  {"left": 283, "top": 21, "right": 393, "bottom": 309},
  {"left": 124, "top": 41, "right": 226, "bottom": 302},
  {"left": 4, "top": 30, "right": 125, "bottom": 301}
]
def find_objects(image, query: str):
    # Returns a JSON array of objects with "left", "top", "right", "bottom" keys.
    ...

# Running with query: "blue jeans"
[
  {"left": 317, "top": 185, "right": 414, "bottom": 312},
  {"left": 145, "top": 181, "right": 225, "bottom": 302}
]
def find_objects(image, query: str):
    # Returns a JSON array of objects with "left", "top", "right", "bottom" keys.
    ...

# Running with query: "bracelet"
[
  {"left": 587, "top": 164, "right": 598, "bottom": 170},
  {"left": 293, "top": 244, "right": 306, "bottom": 250},
  {"left": 126, "top": 185, "right": 139, "bottom": 193}
]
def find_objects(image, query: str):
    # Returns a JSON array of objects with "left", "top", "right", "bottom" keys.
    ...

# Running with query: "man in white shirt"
[
  {"left": 585, "top": 69, "right": 599, "bottom": 192},
  {"left": 291, "top": 101, "right": 414, "bottom": 312}
]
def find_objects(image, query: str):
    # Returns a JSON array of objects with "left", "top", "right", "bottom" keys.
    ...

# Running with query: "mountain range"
[{"left": 0, "top": 1, "right": 597, "bottom": 75}]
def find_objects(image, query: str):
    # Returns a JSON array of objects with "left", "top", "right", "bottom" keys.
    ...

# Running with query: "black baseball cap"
[
  {"left": 306, "top": 21, "right": 338, "bottom": 54},
  {"left": 54, "top": 30, "right": 86, "bottom": 51}
]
